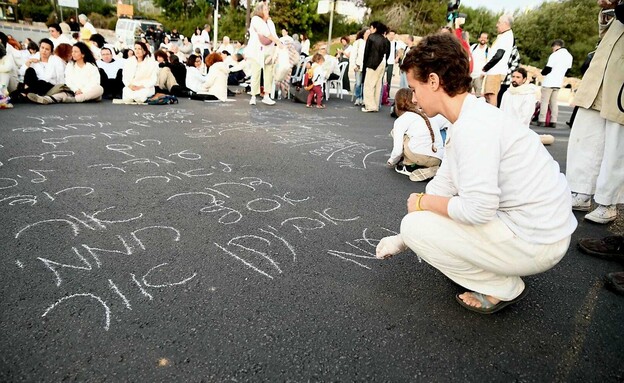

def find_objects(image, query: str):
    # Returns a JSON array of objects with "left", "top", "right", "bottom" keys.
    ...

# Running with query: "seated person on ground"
[
  {"left": 191, "top": 52, "right": 230, "bottom": 101},
  {"left": 500, "top": 68, "right": 554, "bottom": 145},
  {"left": 184, "top": 54, "right": 205, "bottom": 94},
  {"left": 97, "top": 46, "right": 124, "bottom": 99},
  {"left": 13, "top": 38, "right": 65, "bottom": 102},
  {"left": 153, "top": 49, "right": 184, "bottom": 96},
  {"left": 376, "top": 33, "right": 577, "bottom": 314},
  {"left": 28, "top": 42, "right": 103, "bottom": 104},
  {"left": 121, "top": 42, "right": 158, "bottom": 103},
  {"left": 387, "top": 88, "right": 445, "bottom": 182}
]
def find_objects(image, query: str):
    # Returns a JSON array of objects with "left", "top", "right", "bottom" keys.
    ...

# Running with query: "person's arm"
[
  {"left": 122, "top": 58, "right": 135, "bottom": 86},
  {"left": 541, "top": 66, "right": 552, "bottom": 75},
  {"left": 482, "top": 49, "right": 504, "bottom": 71},
  {"left": 53, "top": 57, "right": 65, "bottom": 84},
  {"left": 407, "top": 192, "right": 451, "bottom": 217},
  {"left": 388, "top": 118, "right": 408, "bottom": 165}
]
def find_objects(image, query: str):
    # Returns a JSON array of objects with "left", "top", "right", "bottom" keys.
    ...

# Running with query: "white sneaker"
[
  {"left": 262, "top": 95, "right": 276, "bottom": 105},
  {"left": 249, "top": 95, "right": 256, "bottom": 105},
  {"left": 571, "top": 192, "right": 591, "bottom": 211},
  {"left": 585, "top": 204, "right": 617, "bottom": 224}
]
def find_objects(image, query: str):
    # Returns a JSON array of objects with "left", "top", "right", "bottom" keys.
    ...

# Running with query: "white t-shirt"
[
  {"left": 301, "top": 39, "right": 310, "bottom": 55},
  {"left": 50, "top": 34, "right": 71, "bottom": 48},
  {"left": 245, "top": 16, "right": 277, "bottom": 66},
  {"left": 388, "top": 111, "right": 445, "bottom": 165},
  {"left": 470, "top": 44, "right": 489, "bottom": 78},
  {"left": 541, "top": 48, "right": 573, "bottom": 88},
  {"left": 97, "top": 58, "right": 124, "bottom": 80},
  {"left": 486, "top": 29, "right": 514, "bottom": 75},
  {"left": 386, "top": 40, "right": 405, "bottom": 64},
  {"left": 200, "top": 29, "right": 211, "bottom": 50},
  {"left": 426, "top": 94, "right": 577, "bottom": 244}
]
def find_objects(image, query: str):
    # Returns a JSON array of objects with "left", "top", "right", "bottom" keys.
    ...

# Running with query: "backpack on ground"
[{"left": 146, "top": 93, "right": 178, "bottom": 105}]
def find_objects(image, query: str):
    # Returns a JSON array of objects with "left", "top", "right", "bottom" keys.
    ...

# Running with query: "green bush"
[
  {"left": 18, "top": 0, "right": 53, "bottom": 22},
  {"left": 79, "top": 0, "right": 115, "bottom": 17}
]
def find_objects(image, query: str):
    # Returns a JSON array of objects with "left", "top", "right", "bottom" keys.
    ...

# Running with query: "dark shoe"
[
  {"left": 605, "top": 272, "right": 624, "bottom": 296},
  {"left": 227, "top": 89, "right": 236, "bottom": 97},
  {"left": 578, "top": 235, "right": 624, "bottom": 262},
  {"left": 395, "top": 163, "right": 418, "bottom": 176}
]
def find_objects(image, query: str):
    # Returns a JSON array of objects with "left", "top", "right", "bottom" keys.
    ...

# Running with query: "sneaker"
[
  {"left": 27, "top": 93, "right": 53, "bottom": 104},
  {"left": 395, "top": 164, "right": 417, "bottom": 176},
  {"left": 578, "top": 235, "right": 624, "bottom": 261},
  {"left": 571, "top": 192, "right": 591, "bottom": 211},
  {"left": 409, "top": 166, "right": 439, "bottom": 182},
  {"left": 584, "top": 204, "right": 617, "bottom": 224},
  {"left": 262, "top": 95, "right": 276, "bottom": 105},
  {"left": 249, "top": 95, "right": 256, "bottom": 105},
  {"left": 361, "top": 107, "right": 377, "bottom": 113}
]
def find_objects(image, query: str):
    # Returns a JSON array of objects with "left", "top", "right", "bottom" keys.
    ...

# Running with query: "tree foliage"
[
  {"left": 365, "top": 0, "right": 446, "bottom": 35},
  {"left": 512, "top": 0, "right": 599, "bottom": 77},
  {"left": 18, "top": 0, "right": 53, "bottom": 22}
]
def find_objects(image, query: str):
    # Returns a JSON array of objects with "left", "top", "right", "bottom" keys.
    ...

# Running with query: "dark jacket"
[{"left": 363, "top": 33, "right": 390, "bottom": 70}]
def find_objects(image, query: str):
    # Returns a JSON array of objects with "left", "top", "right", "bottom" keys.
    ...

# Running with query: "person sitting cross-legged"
[
  {"left": 375, "top": 33, "right": 577, "bottom": 314},
  {"left": 28, "top": 42, "right": 103, "bottom": 104}
]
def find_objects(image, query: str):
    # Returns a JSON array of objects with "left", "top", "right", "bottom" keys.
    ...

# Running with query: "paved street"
[{"left": 0, "top": 97, "right": 622, "bottom": 382}]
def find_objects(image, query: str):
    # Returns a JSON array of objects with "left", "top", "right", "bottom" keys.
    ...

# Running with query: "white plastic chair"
[
  {"left": 326, "top": 61, "right": 349, "bottom": 100},
  {"left": 288, "top": 56, "right": 311, "bottom": 99}
]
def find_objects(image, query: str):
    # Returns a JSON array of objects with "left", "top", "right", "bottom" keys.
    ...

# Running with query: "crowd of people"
[{"left": 1, "top": 0, "right": 622, "bottom": 309}]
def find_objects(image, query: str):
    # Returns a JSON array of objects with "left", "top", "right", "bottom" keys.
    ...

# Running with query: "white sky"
[{"left": 461, "top": 0, "right": 550, "bottom": 13}]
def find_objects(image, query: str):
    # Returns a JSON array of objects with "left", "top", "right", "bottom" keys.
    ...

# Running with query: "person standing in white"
[
  {"left": 376, "top": 34, "right": 576, "bottom": 314},
  {"left": 245, "top": 2, "right": 283, "bottom": 106},
  {"left": 567, "top": 0, "right": 624, "bottom": 224},
  {"left": 469, "top": 32, "right": 489, "bottom": 96},
  {"left": 482, "top": 15, "right": 514, "bottom": 107},
  {"left": 538, "top": 39, "right": 573, "bottom": 127}
]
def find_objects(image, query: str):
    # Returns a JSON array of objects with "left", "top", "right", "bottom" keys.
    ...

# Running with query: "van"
[{"left": 115, "top": 18, "right": 162, "bottom": 48}]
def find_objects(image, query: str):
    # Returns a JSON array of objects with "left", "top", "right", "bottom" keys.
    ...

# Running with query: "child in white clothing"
[{"left": 387, "top": 88, "right": 444, "bottom": 181}]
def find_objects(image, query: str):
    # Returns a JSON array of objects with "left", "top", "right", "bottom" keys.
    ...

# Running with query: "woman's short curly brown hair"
[{"left": 399, "top": 33, "right": 471, "bottom": 97}]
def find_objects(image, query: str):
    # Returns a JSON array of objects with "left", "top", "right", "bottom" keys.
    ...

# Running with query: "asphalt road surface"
[{"left": 0, "top": 97, "right": 622, "bottom": 382}]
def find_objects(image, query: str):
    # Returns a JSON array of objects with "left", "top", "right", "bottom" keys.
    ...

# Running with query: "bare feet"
[{"left": 458, "top": 292, "right": 500, "bottom": 308}]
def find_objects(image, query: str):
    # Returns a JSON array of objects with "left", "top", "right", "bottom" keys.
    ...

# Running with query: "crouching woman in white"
[
  {"left": 387, "top": 88, "right": 445, "bottom": 182},
  {"left": 376, "top": 34, "right": 577, "bottom": 314},
  {"left": 122, "top": 41, "right": 157, "bottom": 103}
]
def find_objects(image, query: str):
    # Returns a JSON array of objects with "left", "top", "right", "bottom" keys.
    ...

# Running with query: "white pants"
[
  {"left": 539, "top": 87, "right": 559, "bottom": 123},
  {"left": 363, "top": 61, "right": 385, "bottom": 111},
  {"left": 566, "top": 107, "right": 624, "bottom": 205},
  {"left": 249, "top": 59, "right": 274, "bottom": 97},
  {"left": 122, "top": 86, "right": 155, "bottom": 103},
  {"left": 54, "top": 86, "right": 104, "bottom": 103},
  {"left": 400, "top": 212, "right": 570, "bottom": 301}
]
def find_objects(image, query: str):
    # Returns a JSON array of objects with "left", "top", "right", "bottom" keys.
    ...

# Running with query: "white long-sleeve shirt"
[
  {"left": 426, "top": 94, "right": 577, "bottom": 244},
  {"left": 122, "top": 56, "right": 158, "bottom": 88},
  {"left": 65, "top": 62, "right": 101, "bottom": 92},
  {"left": 185, "top": 66, "right": 206, "bottom": 93},
  {"left": 19, "top": 55, "right": 65, "bottom": 85},
  {"left": 199, "top": 61, "right": 230, "bottom": 101},
  {"left": 388, "top": 111, "right": 445, "bottom": 165}
]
